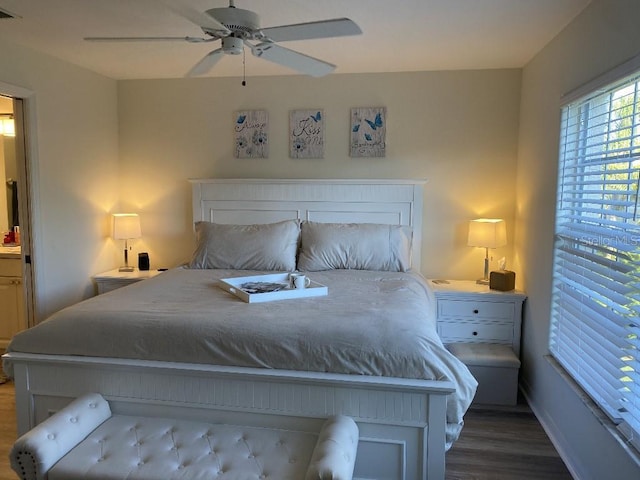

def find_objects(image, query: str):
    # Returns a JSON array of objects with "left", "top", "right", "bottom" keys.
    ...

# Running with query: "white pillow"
[
  {"left": 188, "top": 220, "right": 300, "bottom": 271},
  {"left": 297, "top": 221, "right": 412, "bottom": 272}
]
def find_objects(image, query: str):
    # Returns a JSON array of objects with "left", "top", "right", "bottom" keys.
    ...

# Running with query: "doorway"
[{"left": 0, "top": 92, "right": 34, "bottom": 350}]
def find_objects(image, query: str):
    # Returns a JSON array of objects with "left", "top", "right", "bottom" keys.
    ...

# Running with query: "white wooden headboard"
[{"left": 189, "top": 178, "right": 425, "bottom": 269}]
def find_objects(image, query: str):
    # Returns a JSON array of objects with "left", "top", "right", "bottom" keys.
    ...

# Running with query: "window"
[{"left": 550, "top": 66, "right": 640, "bottom": 451}]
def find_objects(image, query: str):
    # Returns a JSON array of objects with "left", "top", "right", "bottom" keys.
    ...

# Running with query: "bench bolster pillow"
[
  {"left": 10, "top": 393, "right": 112, "bottom": 480},
  {"left": 305, "top": 415, "right": 359, "bottom": 480}
]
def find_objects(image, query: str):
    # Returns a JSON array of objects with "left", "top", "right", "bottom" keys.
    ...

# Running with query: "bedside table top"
[
  {"left": 428, "top": 279, "right": 526, "bottom": 299},
  {"left": 94, "top": 268, "right": 163, "bottom": 281}
]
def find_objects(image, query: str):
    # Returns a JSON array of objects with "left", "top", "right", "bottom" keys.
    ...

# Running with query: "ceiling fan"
[{"left": 85, "top": 0, "right": 362, "bottom": 78}]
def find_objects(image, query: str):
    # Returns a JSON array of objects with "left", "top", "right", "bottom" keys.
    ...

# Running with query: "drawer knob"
[
  {"left": 472, "top": 331, "right": 478, "bottom": 336},
  {"left": 473, "top": 309, "right": 479, "bottom": 314}
]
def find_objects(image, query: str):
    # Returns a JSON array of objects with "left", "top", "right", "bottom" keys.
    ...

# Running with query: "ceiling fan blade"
[
  {"left": 260, "top": 18, "right": 361, "bottom": 42},
  {"left": 160, "top": 0, "right": 230, "bottom": 37},
  {"left": 187, "top": 48, "right": 225, "bottom": 77},
  {"left": 85, "top": 36, "right": 193, "bottom": 42},
  {"left": 85, "top": 35, "right": 215, "bottom": 44},
  {"left": 251, "top": 42, "right": 335, "bottom": 77}
]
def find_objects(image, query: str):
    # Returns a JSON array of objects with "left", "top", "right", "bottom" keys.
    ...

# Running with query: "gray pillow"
[
  {"left": 188, "top": 220, "right": 300, "bottom": 271},
  {"left": 297, "top": 221, "right": 412, "bottom": 272}
]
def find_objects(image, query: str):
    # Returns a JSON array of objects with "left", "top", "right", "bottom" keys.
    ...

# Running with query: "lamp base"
[
  {"left": 476, "top": 253, "right": 490, "bottom": 285},
  {"left": 118, "top": 266, "right": 135, "bottom": 272}
]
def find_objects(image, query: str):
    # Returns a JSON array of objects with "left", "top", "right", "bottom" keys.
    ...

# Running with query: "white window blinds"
[{"left": 550, "top": 68, "right": 640, "bottom": 451}]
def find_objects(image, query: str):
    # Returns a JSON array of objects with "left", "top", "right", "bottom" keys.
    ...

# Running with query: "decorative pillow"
[
  {"left": 188, "top": 220, "right": 300, "bottom": 271},
  {"left": 297, "top": 221, "right": 412, "bottom": 272}
]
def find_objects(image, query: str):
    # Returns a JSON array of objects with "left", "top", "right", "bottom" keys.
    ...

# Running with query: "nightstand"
[
  {"left": 93, "top": 268, "right": 162, "bottom": 295},
  {"left": 429, "top": 279, "right": 527, "bottom": 405}
]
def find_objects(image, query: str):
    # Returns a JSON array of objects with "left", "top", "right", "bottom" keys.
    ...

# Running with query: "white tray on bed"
[{"left": 218, "top": 273, "right": 328, "bottom": 303}]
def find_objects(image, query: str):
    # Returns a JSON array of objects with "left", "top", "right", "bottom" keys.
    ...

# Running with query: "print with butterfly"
[
  {"left": 350, "top": 107, "right": 386, "bottom": 157},
  {"left": 234, "top": 110, "right": 268, "bottom": 158},
  {"left": 290, "top": 109, "right": 325, "bottom": 159}
]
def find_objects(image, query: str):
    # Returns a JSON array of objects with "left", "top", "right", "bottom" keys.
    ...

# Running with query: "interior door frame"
[{"left": 1, "top": 81, "right": 38, "bottom": 329}]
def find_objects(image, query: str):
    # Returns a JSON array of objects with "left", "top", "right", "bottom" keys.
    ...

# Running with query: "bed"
[{"left": 3, "top": 178, "right": 477, "bottom": 480}]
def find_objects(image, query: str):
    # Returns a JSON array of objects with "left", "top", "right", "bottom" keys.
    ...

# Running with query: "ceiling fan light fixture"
[{"left": 222, "top": 36, "right": 244, "bottom": 55}]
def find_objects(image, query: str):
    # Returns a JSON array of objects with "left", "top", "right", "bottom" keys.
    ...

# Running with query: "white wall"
[
  {"left": 117, "top": 69, "right": 521, "bottom": 277},
  {"left": 516, "top": 0, "right": 640, "bottom": 477},
  {"left": 0, "top": 38, "right": 120, "bottom": 321}
]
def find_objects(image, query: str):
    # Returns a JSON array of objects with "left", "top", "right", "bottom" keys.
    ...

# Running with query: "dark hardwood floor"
[
  {"left": 0, "top": 380, "right": 572, "bottom": 480},
  {"left": 447, "top": 400, "right": 574, "bottom": 480}
]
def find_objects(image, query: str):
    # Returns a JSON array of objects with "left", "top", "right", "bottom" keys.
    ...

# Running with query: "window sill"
[{"left": 545, "top": 355, "right": 640, "bottom": 468}]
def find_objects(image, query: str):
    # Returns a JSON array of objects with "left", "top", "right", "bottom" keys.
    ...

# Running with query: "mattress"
[{"left": 4, "top": 267, "right": 477, "bottom": 446}]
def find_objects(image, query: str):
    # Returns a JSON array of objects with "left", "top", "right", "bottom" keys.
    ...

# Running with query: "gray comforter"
[{"left": 4, "top": 268, "right": 477, "bottom": 447}]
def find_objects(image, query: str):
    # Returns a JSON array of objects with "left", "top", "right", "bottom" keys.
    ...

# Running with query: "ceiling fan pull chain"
[{"left": 242, "top": 46, "right": 246, "bottom": 86}]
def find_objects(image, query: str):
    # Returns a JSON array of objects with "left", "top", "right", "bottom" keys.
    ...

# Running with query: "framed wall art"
[
  {"left": 234, "top": 110, "right": 268, "bottom": 158},
  {"left": 350, "top": 107, "right": 386, "bottom": 157},
  {"left": 290, "top": 109, "right": 324, "bottom": 159}
]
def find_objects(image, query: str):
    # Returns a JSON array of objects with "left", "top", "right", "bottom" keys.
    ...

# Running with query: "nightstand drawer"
[
  {"left": 439, "top": 321, "right": 513, "bottom": 343},
  {"left": 93, "top": 268, "right": 162, "bottom": 295},
  {"left": 97, "top": 278, "right": 144, "bottom": 294},
  {"left": 439, "top": 299, "right": 514, "bottom": 320}
]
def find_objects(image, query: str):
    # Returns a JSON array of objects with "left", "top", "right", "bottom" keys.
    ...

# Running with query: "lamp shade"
[
  {"left": 112, "top": 213, "right": 141, "bottom": 240},
  {"left": 467, "top": 218, "right": 506, "bottom": 248}
]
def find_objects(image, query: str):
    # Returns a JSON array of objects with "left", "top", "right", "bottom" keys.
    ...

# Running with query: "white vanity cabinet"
[{"left": 0, "top": 257, "right": 25, "bottom": 350}]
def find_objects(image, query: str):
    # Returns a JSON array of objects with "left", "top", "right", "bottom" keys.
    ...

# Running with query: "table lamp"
[
  {"left": 468, "top": 218, "right": 506, "bottom": 284},
  {"left": 113, "top": 213, "right": 141, "bottom": 272}
]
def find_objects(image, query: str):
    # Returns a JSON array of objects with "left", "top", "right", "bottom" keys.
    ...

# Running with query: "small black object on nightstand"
[{"left": 138, "top": 252, "right": 150, "bottom": 271}]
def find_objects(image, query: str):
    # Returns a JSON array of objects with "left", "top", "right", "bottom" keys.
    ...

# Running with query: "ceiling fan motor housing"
[{"left": 205, "top": 7, "right": 260, "bottom": 38}]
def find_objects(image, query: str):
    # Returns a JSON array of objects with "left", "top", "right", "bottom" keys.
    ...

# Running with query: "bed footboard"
[{"left": 5, "top": 352, "right": 454, "bottom": 480}]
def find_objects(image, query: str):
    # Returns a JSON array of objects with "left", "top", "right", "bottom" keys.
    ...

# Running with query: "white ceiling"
[{"left": 0, "top": 0, "right": 591, "bottom": 80}]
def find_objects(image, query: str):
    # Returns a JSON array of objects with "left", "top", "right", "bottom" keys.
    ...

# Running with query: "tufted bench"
[{"left": 10, "top": 393, "right": 359, "bottom": 480}]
